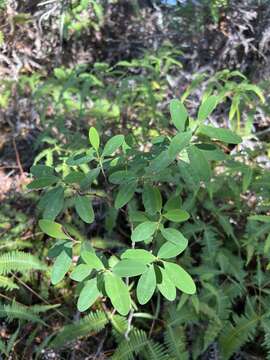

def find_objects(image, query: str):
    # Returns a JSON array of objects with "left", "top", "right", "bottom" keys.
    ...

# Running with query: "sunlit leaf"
[
  {"left": 104, "top": 272, "right": 131, "bottom": 315},
  {"left": 89, "top": 127, "right": 100, "bottom": 151},
  {"left": 77, "top": 278, "right": 100, "bottom": 312},
  {"left": 170, "top": 99, "right": 188, "bottom": 132},
  {"left": 164, "top": 262, "right": 196, "bottom": 294},
  {"left": 136, "top": 265, "right": 156, "bottom": 305},
  {"left": 39, "top": 219, "right": 69, "bottom": 239},
  {"left": 112, "top": 259, "right": 147, "bottom": 277},
  {"left": 131, "top": 222, "right": 157, "bottom": 242}
]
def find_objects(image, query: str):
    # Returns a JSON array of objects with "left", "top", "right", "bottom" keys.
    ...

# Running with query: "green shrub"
[{"left": 28, "top": 95, "right": 244, "bottom": 315}]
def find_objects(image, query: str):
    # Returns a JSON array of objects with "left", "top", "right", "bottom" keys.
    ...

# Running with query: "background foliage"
[{"left": 0, "top": 0, "right": 269, "bottom": 359}]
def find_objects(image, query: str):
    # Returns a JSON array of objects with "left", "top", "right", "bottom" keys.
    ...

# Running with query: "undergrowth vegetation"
[{"left": 0, "top": 1, "right": 270, "bottom": 359}]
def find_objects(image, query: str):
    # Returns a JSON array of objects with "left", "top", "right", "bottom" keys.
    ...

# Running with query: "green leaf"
[
  {"left": 64, "top": 171, "right": 85, "bottom": 184},
  {"left": 164, "top": 196, "right": 182, "bottom": 211},
  {"left": 51, "top": 247, "right": 72, "bottom": 284},
  {"left": 240, "top": 83, "right": 265, "bottom": 103},
  {"left": 81, "top": 251, "right": 104, "bottom": 270},
  {"left": 102, "top": 135, "right": 124, "bottom": 157},
  {"left": 129, "top": 211, "right": 149, "bottom": 223},
  {"left": 168, "top": 131, "right": 192, "bottom": 159},
  {"left": 121, "top": 249, "right": 156, "bottom": 265},
  {"left": 164, "top": 262, "right": 196, "bottom": 295},
  {"left": 188, "top": 145, "right": 211, "bottom": 182},
  {"left": 157, "top": 240, "right": 188, "bottom": 259},
  {"left": 198, "top": 125, "right": 242, "bottom": 144},
  {"left": 115, "top": 182, "right": 137, "bottom": 209},
  {"left": 39, "top": 186, "right": 64, "bottom": 221},
  {"left": 27, "top": 176, "right": 59, "bottom": 189},
  {"left": 131, "top": 222, "right": 157, "bottom": 242},
  {"left": 161, "top": 228, "right": 188, "bottom": 246},
  {"left": 157, "top": 266, "right": 176, "bottom": 301},
  {"left": 70, "top": 264, "right": 92, "bottom": 282},
  {"left": 248, "top": 215, "right": 270, "bottom": 223},
  {"left": 89, "top": 127, "right": 100, "bottom": 151},
  {"left": 109, "top": 170, "right": 136, "bottom": 184},
  {"left": 197, "top": 143, "right": 228, "bottom": 161},
  {"left": 142, "top": 185, "right": 162, "bottom": 215},
  {"left": 163, "top": 209, "right": 190, "bottom": 223},
  {"left": 80, "top": 168, "right": 100, "bottom": 190},
  {"left": 30, "top": 165, "right": 54, "bottom": 177},
  {"left": 75, "top": 195, "right": 94, "bottom": 224},
  {"left": 149, "top": 150, "right": 173, "bottom": 172},
  {"left": 197, "top": 95, "right": 218, "bottom": 121},
  {"left": 77, "top": 278, "right": 100, "bottom": 312},
  {"left": 104, "top": 273, "right": 131, "bottom": 315},
  {"left": 169, "top": 99, "right": 188, "bottom": 132},
  {"left": 66, "top": 150, "right": 95, "bottom": 166},
  {"left": 136, "top": 265, "right": 156, "bottom": 305},
  {"left": 112, "top": 259, "right": 147, "bottom": 277},
  {"left": 39, "top": 219, "right": 69, "bottom": 239}
]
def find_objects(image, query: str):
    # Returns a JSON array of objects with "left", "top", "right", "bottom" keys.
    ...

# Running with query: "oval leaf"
[
  {"left": 104, "top": 273, "right": 131, "bottom": 315},
  {"left": 164, "top": 262, "right": 196, "bottom": 295},
  {"left": 64, "top": 171, "right": 85, "bottom": 184},
  {"left": 198, "top": 125, "right": 242, "bottom": 144},
  {"left": 75, "top": 195, "right": 94, "bottom": 224},
  {"left": 112, "top": 259, "right": 147, "bottom": 277},
  {"left": 157, "top": 240, "right": 188, "bottom": 259},
  {"left": 27, "top": 176, "right": 59, "bottom": 190},
  {"left": 30, "top": 165, "right": 54, "bottom": 177},
  {"left": 131, "top": 222, "right": 157, "bottom": 243},
  {"left": 161, "top": 228, "right": 188, "bottom": 246},
  {"left": 188, "top": 145, "right": 211, "bottom": 182},
  {"left": 142, "top": 185, "right": 162, "bottom": 215},
  {"left": 102, "top": 135, "right": 124, "bottom": 157},
  {"left": 170, "top": 99, "right": 188, "bottom": 132},
  {"left": 51, "top": 248, "right": 72, "bottom": 285},
  {"left": 197, "top": 95, "right": 218, "bottom": 122},
  {"left": 115, "top": 182, "right": 137, "bottom": 209},
  {"left": 109, "top": 170, "right": 136, "bottom": 185},
  {"left": 163, "top": 209, "right": 190, "bottom": 223},
  {"left": 70, "top": 264, "right": 92, "bottom": 282},
  {"left": 39, "top": 186, "right": 64, "bottom": 221},
  {"left": 157, "top": 266, "right": 176, "bottom": 301},
  {"left": 77, "top": 278, "right": 100, "bottom": 312},
  {"left": 89, "top": 127, "right": 100, "bottom": 151},
  {"left": 39, "top": 219, "right": 69, "bottom": 239},
  {"left": 81, "top": 251, "right": 104, "bottom": 270},
  {"left": 121, "top": 249, "right": 156, "bottom": 265},
  {"left": 136, "top": 265, "right": 156, "bottom": 305},
  {"left": 168, "top": 131, "right": 192, "bottom": 159}
]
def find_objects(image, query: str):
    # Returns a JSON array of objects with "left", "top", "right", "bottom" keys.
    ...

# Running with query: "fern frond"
[
  {"left": 31, "top": 304, "right": 60, "bottom": 313},
  {"left": 0, "top": 275, "right": 19, "bottom": 290},
  {"left": 219, "top": 313, "right": 259, "bottom": 360},
  {"left": 112, "top": 329, "right": 169, "bottom": 360},
  {"left": 262, "top": 319, "right": 270, "bottom": 360},
  {"left": 263, "top": 331, "right": 270, "bottom": 360},
  {"left": 111, "top": 314, "right": 129, "bottom": 343},
  {"left": 0, "top": 302, "right": 44, "bottom": 324},
  {"left": 6, "top": 326, "right": 20, "bottom": 355},
  {"left": 146, "top": 340, "right": 170, "bottom": 360},
  {"left": 111, "top": 314, "right": 129, "bottom": 335},
  {"left": 0, "top": 251, "right": 46, "bottom": 275},
  {"left": 202, "top": 227, "right": 221, "bottom": 262},
  {"left": 50, "top": 310, "right": 108, "bottom": 348},
  {"left": 164, "top": 324, "right": 188, "bottom": 360},
  {"left": 203, "top": 320, "right": 222, "bottom": 352},
  {"left": 111, "top": 329, "right": 148, "bottom": 360},
  {"left": 200, "top": 303, "right": 221, "bottom": 324},
  {"left": 0, "top": 339, "right": 7, "bottom": 356}
]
